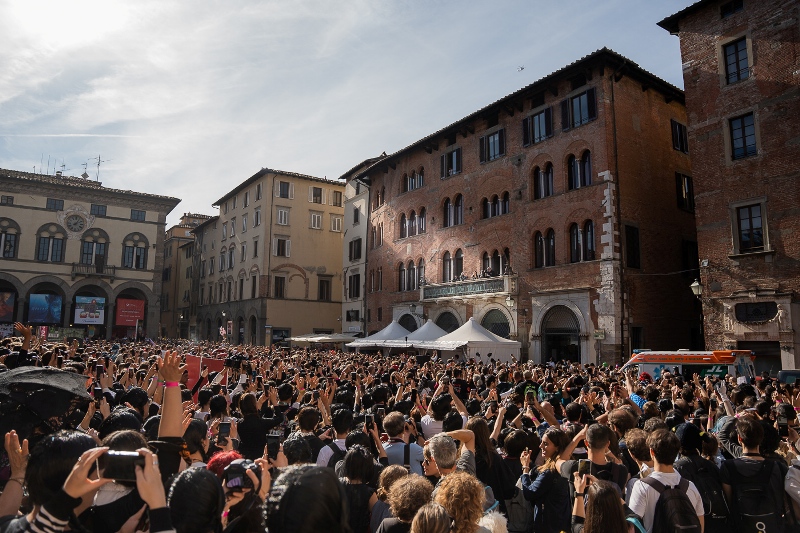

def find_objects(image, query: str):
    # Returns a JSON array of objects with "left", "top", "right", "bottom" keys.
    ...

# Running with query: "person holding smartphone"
[{"left": 520, "top": 427, "right": 574, "bottom": 533}]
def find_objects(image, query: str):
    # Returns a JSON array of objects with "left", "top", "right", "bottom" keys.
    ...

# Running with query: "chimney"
[{"left": 56, "top": 171, "right": 62, "bottom": 177}]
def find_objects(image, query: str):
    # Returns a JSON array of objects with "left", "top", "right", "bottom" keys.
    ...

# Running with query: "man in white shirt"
[
  {"left": 316, "top": 409, "right": 352, "bottom": 467},
  {"left": 628, "top": 428, "right": 704, "bottom": 533}
]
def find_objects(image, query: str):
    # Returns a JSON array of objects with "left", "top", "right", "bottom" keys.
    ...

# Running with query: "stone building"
[
  {"left": 353, "top": 49, "right": 702, "bottom": 364},
  {"left": 659, "top": 0, "right": 800, "bottom": 373},
  {"left": 0, "top": 168, "right": 180, "bottom": 339},
  {"left": 195, "top": 168, "right": 345, "bottom": 346}
]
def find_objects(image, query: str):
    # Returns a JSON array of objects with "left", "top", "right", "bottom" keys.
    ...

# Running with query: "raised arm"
[{"left": 157, "top": 351, "right": 186, "bottom": 438}]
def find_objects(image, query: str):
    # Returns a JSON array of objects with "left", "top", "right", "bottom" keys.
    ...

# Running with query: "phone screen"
[
  {"left": 777, "top": 416, "right": 789, "bottom": 437},
  {"left": 577, "top": 459, "right": 591, "bottom": 476},
  {"left": 365, "top": 415, "right": 374, "bottom": 430},
  {"left": 218, "top": 422, "right": 231, "bottom": 438},
  {"left": 266, "top": 434, "right": 281, "bottom": 459}
]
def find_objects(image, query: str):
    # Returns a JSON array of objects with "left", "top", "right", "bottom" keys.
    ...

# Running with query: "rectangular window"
[
  {"left": 277, "top": 181, "right": 292, "bottom": 198},
  {"left": 36, "top": 236, "right": 50, "bottom": 261},
  {"left": 440, "top": 147, "right": 462, "bottom": 178},
  {"left": 239, "top": 278, "right": 244, "bottom": 300},
  {"left": 310, "top": 186, "right": 323, "bottom": 204},
  {"left": 311, "top": 212, "right": 322, "bottom": 229},
  {"left": 46, "top": 198, "right": 64, "bottom": 211},
  {"left": 244, "top": 191, "right": 250, "bottom": 207},
  {"left": 737, "top": 204, "right": 764, "bottom": 252},
  {"left": 134, "top": 247, "right": 146, "bottom": 269},
  {"left": 222, "top": 223, "right": 228, "bottom": 240},
  {"left": 130, "top": 209, "right": 146, "bottom": 221},
  {"left": 331, "top": 215, "right": 342, "bottom": 232},
  {"left": 676, "top": 173, "right": 695, "bottom": 212},
  {"left": 730, "top": 113, "right": 756, "bottom": 159},
  {"left": 624, "top": 225, "right": 641, "bottom": 269},
  {"left": 209, "top": 258, "right": 214, "bottom": 274},
  {"left": 200, "top": 261, "right": 206, "bottom": 278},
  {"left": 274, "top": 276, "right": 286, "bottom": 299},
  {"left": 253, "top": 239, "right": 258, "bottom": 258},
  {"left": 348, "top": 238, "right": 362, "bottom": 261},
  {"left": 241, "top": 243, "right": 247, "bottom": 261},
  {"left": 251, "top": 276, "right": 257, "bottom": 298},
  {"left": 274, "top": 237, "right": 290, "bottom": 257},
  {"left": 479, "top": 129, "right": 505, "bottom": 163},
  {"left": 277, "top": 208, "right": 288, "bottom": 226},
  {"left": 254, "top": 208, "right": 262, "bottom": 227},
  {"left": 724, "top": 37, "right": 750, "bottom": 84},
  {"left": 0, "top": 196, "right": 13, "bottom": 205},
  {"left": 671, "top": 120, "right": 689, "bottom": 153},
  {"left": 523, "top": 108, "right": 553, "bottom": 146},
  {"left": 256, "top": 183, "right": 263, "bottom": 200},
  {"left": 199, "top": 287, "right": 204, "bottom": 305},
  {"left": 232, "top": 196, "right": 237, "bottom": 209},
  {"left": 241, "top": 214, "right": 247, "bottom": 233},
  {"left": 561, "top": 87, "right": 597, "bottom": 130},
  {"left": 630, "top": 326, "right": 644, "bottom": 350},
  {"left": 346, "top": 310, "right": 360, "bottom": 321},
  {"left": 123, "top": 246, "right": 134, "bottom": 268},
  {"left": 318, "top": 279, "right": 331, "bottom": 301},
  {"left": 377, "top": 307, "right": 382, "bottom": 321},
  {"left": 1, "top": 233, "right": 17, "bottom": 258},
  {"left": 90, "top": 204, "right": 107, "bottom": 216},
  {"left": 81, "top": 241, "right": 94, "bottom": 265},
  {"left": 353, "top": 207, "right": 360, "bottom": 225},
  {"left": 348, "top": 274, "right": 361, "bottom": 299},
  {"left": 230, "top": 218, "right": 235, "bottom": 237},
  {"left": 332, "top": 191, "right": 343, "bottom": 207}
]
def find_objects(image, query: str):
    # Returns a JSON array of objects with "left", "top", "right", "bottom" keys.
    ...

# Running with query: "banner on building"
[
  {"left": 116, "top": 298, "right": 145, "bottom": 326},
  {"left": 75, "top": 296, "right": 106, "bottom": 324},
  {"left": 28, "top": 294, "right": 63, "bottom": 324},
  {"left": 0, "top": 292, "right": 14, "bottom": 323}
]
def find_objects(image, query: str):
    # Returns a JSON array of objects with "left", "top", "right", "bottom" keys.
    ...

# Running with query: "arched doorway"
[
  {"left": 541, "top": 306, "right": 581, "bottom": 362},
  {"left": 238, "top": 317, "right": 245, "bottom": 345},
  {"left": 435, "top": 311, "right": 460, "bottom": 333},
  {"left": 216, "top": 318, "right": 223, "bottom": 341},
  {"left": 398, "top": 314, "right": 418, "bottom": 332},
  {"left": 481, "top": 309, "right": 510, "bottom": 339},
  {"left": 249, "top": 316, "right": 257, "bottom": 345}
]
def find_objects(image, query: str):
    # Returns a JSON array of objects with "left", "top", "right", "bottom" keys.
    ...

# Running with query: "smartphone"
[
  {"left": 365, "top": 414, "right": 374, "bottom": 431},
  {"left": 257, "top": 375, "right": 263, "bottom": 386},
  {"left": 525, "top": 391, "right": 535, "bottom": 404},
  {"left": 440, "top": 375, "right": 450, "bottom": 386},
  {"left": 218, "top": 422, "right": 231, "bottom": 438},
  {"left": 96, "top": 364, "right": 104, "bottom": 379},
  {"left": 104, "top": 356, "right": 110, "bottom": 368},
  {"left": 489, "top": 401, "right": 498, "bottom": 412},
  {"left": 266, "top": 434, "right": 281, "bottom": 459},
  {"left": 98, "top": 451, "right": 145, "bottom": 482},
  {"left": 313, "top": 390, "right": 320, "bottom": 401},
  {"left": 778, "top": 416, "right": 789, "bottom": 438},
  {"left": 577, "top": 459, "right": 590, "bottom": 476},
  {"left": 350, "top": 372, "right": 357, "bottom": 381},
  {"left": 56, "top": 355, "right": 64, "bottom": 368},
  {"left": 377, "top": 407, "right": 385, "bottom": 419},
  {"left": 93, "top": 386, "right": 103, "bottom": 404}
]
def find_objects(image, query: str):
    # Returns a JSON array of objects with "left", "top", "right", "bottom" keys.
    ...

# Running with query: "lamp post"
[{"left": 690, "top": 279, "right": 705, "bottom": 349}]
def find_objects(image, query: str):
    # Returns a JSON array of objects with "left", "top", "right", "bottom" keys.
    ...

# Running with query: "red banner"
[
  {"left": 185, "top": 354, "right": 202, "bottom": 391},
  {"left": 115, "top": 298, "right": 145, "bottom": 326}
]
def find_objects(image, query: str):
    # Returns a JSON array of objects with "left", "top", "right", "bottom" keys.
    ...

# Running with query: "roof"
[
  {"left": 354, "top": 48, "right": 684, "bottom": 180},
  {"left": 191, "top": 215, "right": 219, "bottom": 234},
  {"left": 212, "top": 167, "right": 344, "bottom": 206},
  {"left": 338, "top": 152, "right": 388, "bottom": 181},
  {"left": 658, "top": 0, "right": 715, "bottom": 33},
  {"left": 0, "top": 168, "right": 181, "bottom": 206}
]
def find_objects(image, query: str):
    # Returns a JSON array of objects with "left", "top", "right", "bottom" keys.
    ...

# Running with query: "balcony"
[
  {"left": 71, "top": 262, "right": 116, "bottom": 281},
  {"left": 421, "top": 274, "right": 517, "bottom": 302}
]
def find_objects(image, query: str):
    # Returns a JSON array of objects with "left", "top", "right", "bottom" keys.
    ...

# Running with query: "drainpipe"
[
  {"left": 265, "top": 173, "right": 276, "bottom": 347},
  {"left": 610, "top": 60, "right": 628, "bottom": 364}
]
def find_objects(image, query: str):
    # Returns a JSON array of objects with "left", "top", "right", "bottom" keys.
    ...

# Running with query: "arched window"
[
  {"left": 80, "top": 228, "right": 109, "bottom": 266},
  {"left": 503, "top": 248, "right": 511, "bottom": 274},
  {"left": 398, "top": 262, "right": 406, "bottom": 291},
  {"left": 546, "top": 229, "right": 556, "bottom": 266},
  {"left": 454, "top": 195, "right": 463, "bottom": 225},
  {"left": 442, "top": 251, "right": 451, "bottom": 282},
  {"left": 399, "top": 214, "right": 407, "bottom": 238},
  {"left": 534, "top": 163, "right": 554, "bottom": 199},
  {"left": 583, "top": 220, "right": 595, "bottom": 260},
  {"left": 402, "top": 174, "right": 408, "bottom": 193},
  {"left": 378, "top": 223, "right": 383, "bottom": 246},
  {"left": 481, "top": 198, "right": 490, "bottom": 219},
  {"left": 501, "top": 192, "right": 510, "bottom": 215},
  {"left": 418, "top": 208, "right": 426, "bottom": 234},
  {"left": 0, "top": 218, "right": 21, "bottom": 259},
  {"left": 482, "top": 252, "right": 490, "bottom": 274},
  {"left": 443, "top": 198, "right": 453, "bottom": 228},
  {"left": 454, "top": 249, "right": 464, "bottom": 279},
  {"left": 534, "top": 232, "right": 544, "bottom": 268},
  {"left": 371, "top": 227, "right": 377, "bottom": 248},
  {"left": 568, "top": 155, "right": 580, "bottom": 190},
  {"left": 417, "top": 258, "right": 425, "bottom": 285},
  {"left": 569, "top": 223, "right": 581, "bottom": 263},
  {"left": 36, "top": 223, "right": 66, "bottom": 263},
  {"left": 581, "top": 150, "right": 592, "bottom": 187},
  {"left": 491, "top": 195, "right": 500, "bottom": 217},
  {"left": 407, "top": 260, "right": 416, "bottom": 291},
  {"left": 492, "top": 250, "right": 501, "bottom": 276},
  {"left": 228, "top": 245, "right": 235, "bottom": 269},
  {"left": 418, "top": 168, "right": 424, "bottom": 187},
  {"left": 381, "top": 186, "right": 385, "bottom": 205},
  {"left": 122, "top": 232, "right": 149, "bottom": 269},
  {"left": 408, "top": 210, "right": 417, "bottom": 236}
]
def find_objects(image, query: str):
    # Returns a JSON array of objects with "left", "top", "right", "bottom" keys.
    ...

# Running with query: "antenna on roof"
[
  {"left": 89, "top": 155, "right": 111, "bottom": 181},
  {"left": 81, "top": 162, "right": 90, "bottom": 180}
]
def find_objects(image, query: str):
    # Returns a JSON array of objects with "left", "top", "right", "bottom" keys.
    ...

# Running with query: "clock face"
[{"left": 66, "top": 214, "right": 85, "bottom": 232}]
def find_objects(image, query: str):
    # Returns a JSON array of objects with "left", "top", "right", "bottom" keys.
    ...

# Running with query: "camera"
[
  {"left": 224, "top": 353, "right": 246, "bottom": 368},
  {"left": 223, "top": 459, "right": 262, "bottom": 492},
  {"left": 266, "top": 432, "right": 282, "bottom": 460},
  {"left": 98, "top": 450, "right": 145, "bottom": 482}
]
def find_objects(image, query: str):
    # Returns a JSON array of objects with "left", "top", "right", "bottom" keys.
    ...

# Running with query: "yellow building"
[
  {"left": 195, "top": 168, "right": 344, "bottom": 345},
  {"left": 0, "top": 168, "right": 179, "bottom": 339}
]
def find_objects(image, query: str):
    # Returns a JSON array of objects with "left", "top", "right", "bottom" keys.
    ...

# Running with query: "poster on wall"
[
  {"left": 115, "top": 298, "right": 145, "bottom": 326},
  {"left": 0, "top": 292, "right": 14, "bottom": 323},
  {"left": 28, "top": 294, "right": 63, "bottom": 324},
  {"left": 74, "top": 296, "right": 106, "bottom": 324},
  {"left": 0, "top": 324, "right": 14, "bottom": 338}
]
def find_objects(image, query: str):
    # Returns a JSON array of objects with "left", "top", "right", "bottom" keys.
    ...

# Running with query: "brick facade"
[
  {"left": 660, "top": 0, "right": 800, "bottom": 372},
  {"left": 354, "top": 49, "right": 701, "bottom": 364}
]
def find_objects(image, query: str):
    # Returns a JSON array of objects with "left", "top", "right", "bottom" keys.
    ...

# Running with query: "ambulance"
[{"left": 620, "top": 349, "right": 756, "bottom": 381}]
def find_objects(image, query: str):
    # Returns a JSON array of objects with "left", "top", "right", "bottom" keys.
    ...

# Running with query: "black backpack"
[
  {"left": 675, "top": 455, "right": 729, "bottom": 532},
  {"left": 641, "top": 477, "right": 702, "bottom": 533},
  {"left": 726, "top": 459, "right": 784, "bottom": 533},
  {"left": 326, "top": 442, "right": 346, "bottom": 468}
]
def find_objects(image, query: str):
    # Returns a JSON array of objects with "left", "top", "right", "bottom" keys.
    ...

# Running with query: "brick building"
[
  {"left": 351, "top": 49, "right": 701, "bottom": 363},
  {"left": 659, "top": 0, "right": 800, "bottom": 373}
]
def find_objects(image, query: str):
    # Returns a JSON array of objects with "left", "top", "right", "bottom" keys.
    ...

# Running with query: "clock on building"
[{"left": 66, "top": 214, "right": 86, "bottom": 232}]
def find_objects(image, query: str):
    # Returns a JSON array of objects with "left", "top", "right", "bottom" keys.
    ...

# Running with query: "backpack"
[
  {"left": 504, "top": 477, "right": 534, "bottom": 533},
  {"left": 675, "top": 455, "right": 729, "bottom": 532},
  {"left": 726, "top": 459, "right": 784, "bottom": 533},
  {"left": 641, "top": 477, "right": 702, "bottom": 533},
  {"left": 326, "top": 442, "right": 346, "bottom": 468}
]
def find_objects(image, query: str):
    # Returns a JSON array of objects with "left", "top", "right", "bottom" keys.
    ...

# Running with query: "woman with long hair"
[
  {"left": 465, "top": 417, "right": 515, "bottom": 514},
  {"left": 571, "top": 475, "right": 642, "bottom": 533},
  {"left": 519, "top": 427, "right": 573, "bottom": 533},
  {"left": 340, "top": 445, "right": 378, "bottom": 533},
  {"left": 433, "top": 471, "right": 490, "bottom": 533}
]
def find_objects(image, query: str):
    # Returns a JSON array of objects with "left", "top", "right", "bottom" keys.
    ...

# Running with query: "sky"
[{"left": 0, "top": 0, "right": 696, "bottom": 227}]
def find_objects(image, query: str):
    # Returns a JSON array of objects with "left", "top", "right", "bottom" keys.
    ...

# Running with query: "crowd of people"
[{"left": 0, "top": 321, "right": 799, "bottom": 533}]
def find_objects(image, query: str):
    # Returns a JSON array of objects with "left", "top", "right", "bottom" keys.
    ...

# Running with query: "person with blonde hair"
[
  {"left": 371, "top": 465, "right": 409, "bottom": 533},
  {"left": 433, "top": 471, "right": 490, "bottom": 533},
  {"left": 410, "top": 502, "right": 452, "bottom": 533}
]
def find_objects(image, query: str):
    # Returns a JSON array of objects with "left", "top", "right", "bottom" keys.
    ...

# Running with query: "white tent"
[
  {"left": 288, "top": 333, "right": 359, "bottom": 343},
  {"left": 414, "top": 317, "right": 521, "bottom": 363},
  {"left": 381, "top": 319, "right": 449, "bottom": 348},
  {"left": 346, "top": 320, "right": 412, "bottom": 348}
]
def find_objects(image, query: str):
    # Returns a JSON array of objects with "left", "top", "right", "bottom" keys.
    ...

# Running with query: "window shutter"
[
  {"left": 274, "top": 181, "right": 280, "bottom": 197},
  {"left": 561, "top": 99, "right": 570, "bottom": 130},
  {"left": 479, "top": 136, "right": 486, "bottom": 163},
  {"left": 675, "top": 173, "right": 684, "bottom": 209},
  {"left": 522, "top": 117, "right": 531, "bottom": 146},
  {"left": 289, "top": 183, "right": 294, "bottom": 199},
  {"left": 328, "top": 190, "right": 334, "bottom": 205},
  {"left": 440, "top": 154, "right": 446, "bottom": 178},
  {"left": 498, "top": 129, "right": 505, "bottom": 155},
  {"left": 587, "top": 88, "right": 597, "bottom": 120},
  {"left": 671, "top": 120, "right": 680, "bottom": 150},
  {"left": 545, "top": 107, "right": 553, "bottom": 137},
  {"left": 455, "top": 148, "right": 462, "bottom": 173},
  {"left": 272, "top": 238, "right": 277, "bottom": 256},
  {"left": 286, "top": 240, "right": 291, "bottom": 257},
  {"left": 308, "top": 187, "right": 313, "bottom": 202},
  {"left": 321, "top": 189, "right": 327, "bottom": 205}
]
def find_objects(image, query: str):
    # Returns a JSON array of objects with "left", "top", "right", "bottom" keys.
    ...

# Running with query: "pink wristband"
[{"left": 165, "top": 381, "right": 180, "bottom": 388}]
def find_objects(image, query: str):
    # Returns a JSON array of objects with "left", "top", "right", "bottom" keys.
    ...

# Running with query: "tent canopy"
[
  {"left": 382, "top": 319, "right": 449, "bottom": 348},
  {"left": 346, "top": 320, "right": 411, "bottom": 348},
  {"left": 414, "top": 317, "right": 520, "bottom": 363},
  {"left": 288, "top": 333, "right": 359, "bottom": 343}
]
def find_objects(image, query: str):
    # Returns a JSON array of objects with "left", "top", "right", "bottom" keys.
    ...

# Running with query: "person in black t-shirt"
[{"left": 561, "top": 423, "right": 629, "bottom": 499}]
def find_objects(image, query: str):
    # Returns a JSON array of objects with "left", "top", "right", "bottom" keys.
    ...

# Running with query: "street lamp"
[
  {"left": 690, "top": 279, "right": 705, "bottom": 350},
  {"left": 505, "top": 295, "right": 515, "bottom": 308},
  {"left": 690, "top": 279, "right": 703, "bottom": 299}
]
